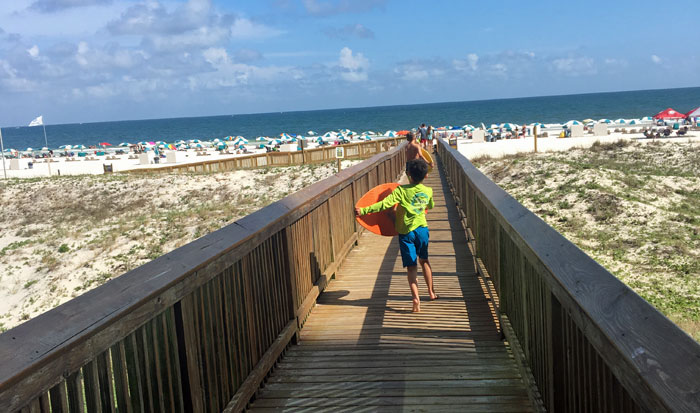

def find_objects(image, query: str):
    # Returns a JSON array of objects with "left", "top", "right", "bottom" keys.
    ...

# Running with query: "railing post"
[
  {"left": 549, "top": 293, "right": 565, "bottom": 412},
  {"left": 281, "top": 227, "right": 299, "bottom": 337}
]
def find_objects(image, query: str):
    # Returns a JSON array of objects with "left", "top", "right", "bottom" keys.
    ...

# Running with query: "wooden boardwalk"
[{"left": 249, "top": 167, "right": 534, "bottom": 412}]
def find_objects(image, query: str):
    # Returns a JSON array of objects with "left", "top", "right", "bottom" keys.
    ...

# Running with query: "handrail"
[
  {"left": 126, "top": 137, "right": 403, "bottom": 174},
  {"left": 0, "top": 142, "right": 407, "bottom": 412},
  {"left": 438, "top": 138, "right": 700, "bottom": 412}
]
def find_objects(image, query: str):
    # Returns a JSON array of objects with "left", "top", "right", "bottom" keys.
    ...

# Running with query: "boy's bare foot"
[
  {"left": 412, "top": 299, "right": 421, "bottom": 313},
  {"left": 430, "top": 294, "right": 440, "bottom": 301}
]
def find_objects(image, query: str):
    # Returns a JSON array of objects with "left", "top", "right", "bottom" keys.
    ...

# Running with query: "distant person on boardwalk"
[
  {"left": 355, "top": 159, "right": 438, "bottom": 312},
  {"left": 419, "top": 123, "right": 428, "bottom": 147},
  {"left": 426, "top": 125, "right": 434, "bottom": 151},
  {"left": 405, "top": 132, "right": 433, "bottom": 168}
]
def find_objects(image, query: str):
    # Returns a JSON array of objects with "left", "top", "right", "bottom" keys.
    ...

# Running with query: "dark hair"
[
  {"left": 406, "top": 159, "right": 428, "bottom": 183},
  {"left": 406, "top": 131, "right": 415, "bottom": 141}
]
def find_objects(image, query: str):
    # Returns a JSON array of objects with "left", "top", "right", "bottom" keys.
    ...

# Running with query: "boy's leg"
[
  {"left": 419, "top": 258, "right": 438, "bottom": 300},
  {"left": 415, "top": 226, "right": 437, "bottom": 300},
  {"left": 407, "top": 265, "right": 421, "bottom": 312},
  {"left": 399, "top": 231, "right": 421, "bottom": 312}
]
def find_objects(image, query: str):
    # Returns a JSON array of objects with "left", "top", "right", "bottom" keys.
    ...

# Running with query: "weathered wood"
[
  {"left": 223, "top": 321, "right": 298, "bottom": 413},
  {"left": 438, "top": 139, "right": 700, "bottom": 412},
  {"left": 248, "top": 166, "right": 534, "bottom": 412}
]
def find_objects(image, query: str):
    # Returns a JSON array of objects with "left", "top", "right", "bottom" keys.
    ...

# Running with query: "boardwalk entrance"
[{"left": 249, "top": 167, "right": 535, "bottom": 411}]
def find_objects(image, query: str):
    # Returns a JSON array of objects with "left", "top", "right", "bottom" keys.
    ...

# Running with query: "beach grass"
[
  {"left": 0, "top": 160, "right": 359, "bottom": 331},
  {"left": 472, "top": 139, "right": 700, "bottom": 341}
]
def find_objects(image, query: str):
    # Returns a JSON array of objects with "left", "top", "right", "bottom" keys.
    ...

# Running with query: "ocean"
[{"left": 2, "top": 87, "right": 699, "bottom": 151}]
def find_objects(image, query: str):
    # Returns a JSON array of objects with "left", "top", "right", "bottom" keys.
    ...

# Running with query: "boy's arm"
[
  {"left": 356, "top": 189, "right": 401, "bottom": 216},
  {"left": 428, "top": 194, "right": 434, "bottom": 210}
]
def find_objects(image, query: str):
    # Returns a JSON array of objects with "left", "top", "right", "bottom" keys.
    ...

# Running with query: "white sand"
[
  {"left": 456, "top": 131, "right": 700, "bottom": 159},
  {"left": 0, "top": 160, "right": 359, "bottom": 331},
  {"left": 0, "top": 148, "right": 269, "bottom": 178}
]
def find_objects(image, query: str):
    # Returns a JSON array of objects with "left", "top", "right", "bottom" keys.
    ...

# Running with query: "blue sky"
[{"left": 0, "top": 0, "right": 698, "bottom": 125}]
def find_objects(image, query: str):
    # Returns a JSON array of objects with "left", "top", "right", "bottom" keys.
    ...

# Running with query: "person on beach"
[
  {"left": 419, "top": 123, "right": 428, "bottom": 147},
  {"left": 405, "top": 132, "right": 433, "bottom": 168},
  {"left": 355, "top": 159, "right": 438, "bottom": 312}
]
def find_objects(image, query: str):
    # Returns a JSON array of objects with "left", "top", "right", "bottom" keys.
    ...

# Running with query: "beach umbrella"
[
  {"left": 59, "top": 145, "right": 71, "bottom": 149},
  {"left": 190, "top": 139, "right": 201, "bottom": 143},
  {"left": 614, "top": 119, "right": 627, "bottom": 124},
  {"left": 564, "top": 120, "right": 582, "bottom": 127},
  {"left": 640, "top": 116, "right": 653, "bottom": 121},
  {"left": 500, "top": 123, "right": 517, "bottom": 130},
  {"left": 582, "top": 118, "right": 594, "bottom": 124},
  {"left": 383, "top": 130, "right": 396, "bottom": 137},
  {"left": 25, "top": 147, "right": 33, "bottom": 152},
  {"left": 99, "top": 142, "right": 112, "bottom": 146},
  {"left": 628, "top": 119, "right": 641, "bottom": 125},
  {"left": 280, "top": 133, "right": 293, "bottom": 139},
  {"left": 598, "top": 119, "right": 613, "bottom": 124},
  {"left": 323, "top": 131, "right": 337, "bottom": 138},
  {"left": 489, "top": 124, "right": 500, "bottom": 130},
  {"left": 256, "top": 136, "right": 268, "bottom": 141},
  {"left": 362, "top": 131, "right": 376, "bottom": 135},
  {"left": 118, "top": 142, "right": 130, "bottom": 147},
  {"left": 193, "top": 143, "right": 204, "bottom": 148},
  {"left": 397, "top": 130, "right": 410, "bottom": 136},
  {"left": 75, "top": 144, "right": 87, "bottom": 149},
  {"left": 307, "top": 130, "right": 317, "bottom": 136},
  {"left": 41, "top": 147, "right": 49, "bottom": 151},
  {"left": 462, "top": 124, "right": 475, "bottom": 130}
]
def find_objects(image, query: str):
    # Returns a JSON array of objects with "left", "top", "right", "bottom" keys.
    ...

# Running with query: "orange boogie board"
[
  {"left": 421, "top": 148, "right": 434, "bottom": 172},
  {"left": 355, "top": 183, "right": 401, "bottom": 236}
]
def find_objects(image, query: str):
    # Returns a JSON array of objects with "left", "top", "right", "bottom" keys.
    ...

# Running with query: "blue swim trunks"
[{"left": 398, "top": 226, "right": 429, "bottom": 267}]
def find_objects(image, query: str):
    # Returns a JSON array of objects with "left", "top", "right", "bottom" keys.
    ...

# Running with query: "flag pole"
[
  {"left": 0, "top": 127, "right": 7, "bottom": 179},
  {"left": 42, "top": 120, "right": 51, "bottom": 177}
]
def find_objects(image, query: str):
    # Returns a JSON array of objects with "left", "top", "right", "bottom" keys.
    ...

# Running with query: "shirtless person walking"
[{"left": 406, "top": 132, "right": 433, "bottom": 168}]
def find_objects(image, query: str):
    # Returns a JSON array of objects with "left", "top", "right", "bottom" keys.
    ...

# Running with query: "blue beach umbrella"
[
  {"left": 385, "top": 130, "right": 397, "bottom": 137},
  {"left": 75, "top": 144, "right": 87, "bottom": 149},
  {"left": 640, "top": 116, "right": 653, "bottom": 121},
  {"left": 256, "top": 136, "right": 268, "bottom": 141},
  {"left": 564, "top": 120, "right": 582, "bottom": 127},
  {"left": 462, "top": 124, "right": 475, "bottom": 130},
  {"left": 118, "top": 142, "right": 130, "bottom": 147},
  {"left": 615, "top": 118, "right": 627, "bottom": 124},
  {"left": 628, "top": 119, "right": 641, "bottom": 125},
  {"left": 307, "top": 130, "right": 317, "bottom": 136},
  {"left": 598, "top": 119, "right": 613, "bottom": 124}
]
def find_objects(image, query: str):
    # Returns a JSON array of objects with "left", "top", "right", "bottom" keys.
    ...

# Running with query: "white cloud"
[
  {"left": 30, "top": 0, "right": 113, "bottom": 13},
  {"left": 394, "top": 61, "right": 444, "bottom": 81},
  {"left": 27, "top": 45, "right": 39, "bottom": 58},
  {"left": 552, "top": 57, "right": 596, "bottom": 76},
  {"left": 454, "top": 53, "right": 478, "bottom": 72},
  {"left": 230, "top": 17, "right": 283, "bottom": 39},
  {"left": 337, "top": 47, "right": 368, "bottom": 81},
  {"left": 651, "top": 54, "right": 662, "bottom": 64},
  {"left": 302, "top": 0, "right": 387, "bottom": 16}
]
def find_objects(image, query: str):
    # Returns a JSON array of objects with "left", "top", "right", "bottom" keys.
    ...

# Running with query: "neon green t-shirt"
[{"left": 360, "top": 183, "right": 434, "bottom": 234}]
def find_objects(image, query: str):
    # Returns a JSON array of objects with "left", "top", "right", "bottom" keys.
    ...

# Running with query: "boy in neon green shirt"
[{"left": 355, "top": 159, "right": 438, "bottom": 312}]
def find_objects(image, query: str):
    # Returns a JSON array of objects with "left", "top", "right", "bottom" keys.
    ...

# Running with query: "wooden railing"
[
  {"left": 438, "top": 138, "right": 700, "bottom": 412},
  {"left": 0, "top": 143, "right": 407, "bottom": 412},
  {"left": 127, "top": 137, "right": 403, "bottom": 174}
]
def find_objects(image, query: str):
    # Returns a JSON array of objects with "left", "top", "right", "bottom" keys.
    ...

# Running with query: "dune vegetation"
[{"left": 472, "top": 139, "right": 700, "bottom": 341}]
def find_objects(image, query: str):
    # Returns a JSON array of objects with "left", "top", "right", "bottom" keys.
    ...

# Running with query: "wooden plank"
[
  {"left": 222, "top": 321, "right": 298, "bottom": 413},
  {"left": 248, "top": 166, "right": 535, "bottom": 412},
  {"left": 439, "top": 138, "right": 700, "bottom": 412},
  {"left": 0, "top": 143, "right": 407, "bottom": 413}
]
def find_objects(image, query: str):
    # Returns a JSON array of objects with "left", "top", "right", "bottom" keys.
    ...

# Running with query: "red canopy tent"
[
  {"left": 685, "top": 107, "right": 700, "bottom": 118},
  {"left": 653, "top": 108, "right": 686, "bottom": 119}
]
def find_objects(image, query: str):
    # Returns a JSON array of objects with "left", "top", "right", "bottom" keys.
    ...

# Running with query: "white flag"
[{"left": 28, "top": 116, "right": 43, "bottom": 127}]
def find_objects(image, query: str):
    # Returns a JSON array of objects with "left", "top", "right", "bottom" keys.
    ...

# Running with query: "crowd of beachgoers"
[{"left": 2, "top": 105, "right": 697, "bottom": 178}]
